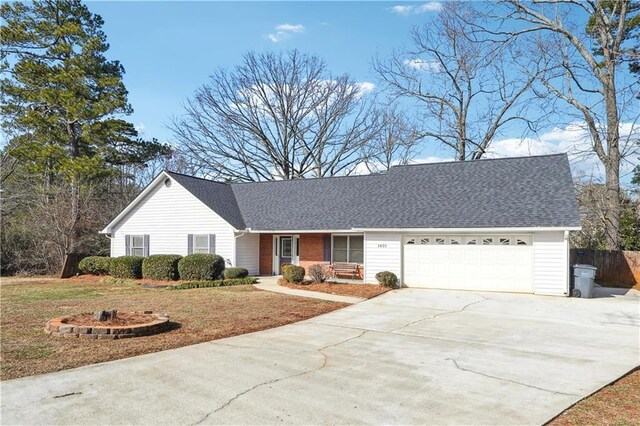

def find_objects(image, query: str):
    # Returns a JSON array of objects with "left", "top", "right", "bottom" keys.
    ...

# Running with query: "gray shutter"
[
  {"left": 187, "top": 234, "right": 193, "bottom": 255},
  {"left": 125, "top": 235, "right": 131, "bottom": 256},
  {"left": 143, "top": 235, "right": 150, "bottom": 257},
  {"left": 209, "top": 234, "right": 216, "bottom": 254},
  {"left": 323, "top": 235, "right": 331, "bottom": 262}
]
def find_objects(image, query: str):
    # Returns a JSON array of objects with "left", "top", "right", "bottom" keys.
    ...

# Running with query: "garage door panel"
[{"left": 403, "top": 235, "right": 533, "bottom": 293}]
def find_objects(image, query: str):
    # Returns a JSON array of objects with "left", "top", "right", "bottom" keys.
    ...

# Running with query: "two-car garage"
[{"left": 402, "top": 234, "right": 534, "bottom": 293}]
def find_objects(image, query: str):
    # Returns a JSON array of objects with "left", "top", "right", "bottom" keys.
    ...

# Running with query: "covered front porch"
[{"left": 257, "top": 233, "right": 364, "bottom": 280}]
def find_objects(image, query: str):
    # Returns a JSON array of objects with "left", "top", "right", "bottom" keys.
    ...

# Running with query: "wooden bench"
[{"left": 332, "top": 262, "right": 359, "bottom": 279}]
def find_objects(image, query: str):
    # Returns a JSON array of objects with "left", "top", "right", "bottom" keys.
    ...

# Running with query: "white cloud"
[
  {"left": 389, "top": 2, "right": 442, "bottom": 15},
  {"left": 135, "top": 122, "right": 145, "bottom": 132},
  {"left": 486, "top": 121, "right": 639, "bottom": 181},
  {"left": 356, "top": 81, "right": 376, "bottom": 95},
  {"left": 275, "top": 23, "right": 304, "bottom": 33},
  {"left": 415, "top": 2, "right": 443, "bottom": 12},
  {"left": 267, "top": 23, "right": 305, "bottom": 43},
  {"left": 403, "top": 58, "right": 441, "bottom": 72}
]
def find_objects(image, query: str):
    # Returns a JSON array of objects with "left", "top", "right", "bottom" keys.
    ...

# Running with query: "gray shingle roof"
[{"left": 166, "top": 154, "right": 580, "bottom": 231}]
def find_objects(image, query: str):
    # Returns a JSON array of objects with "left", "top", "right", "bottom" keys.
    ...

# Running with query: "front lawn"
[
  {"left": 549, "top": 368, "right": 640, "bottom": 426},
  {"left": 0, "top": 276, "right": 347, "bottom": 380}
]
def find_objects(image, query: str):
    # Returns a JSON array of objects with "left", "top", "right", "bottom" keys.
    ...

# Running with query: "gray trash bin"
[{"left": 572, "top": 264, "right": 597, "bottom": 298}]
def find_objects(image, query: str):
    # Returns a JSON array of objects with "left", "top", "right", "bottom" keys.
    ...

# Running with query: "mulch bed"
[
  {"left": 63, "top": 312, "right": 156, "bottom": 327},
  {"left": 279, "top": 279, "right": 391, "bottom": 299}
]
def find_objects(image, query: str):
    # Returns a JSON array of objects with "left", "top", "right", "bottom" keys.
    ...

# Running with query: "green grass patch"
[
  {"left": 167, "top": 277, "right": 257, "bottom": 290},
  {"left": 99, "top": 277, "right": 138, "bottom": 286}
]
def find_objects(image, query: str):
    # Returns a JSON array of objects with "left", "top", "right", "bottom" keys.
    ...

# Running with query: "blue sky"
[
  {"left": 85, "top": 1, "right": 638, "bottom": 182},
  {"left": 91, "top": 1, "right": 432, "bottom": 144}
]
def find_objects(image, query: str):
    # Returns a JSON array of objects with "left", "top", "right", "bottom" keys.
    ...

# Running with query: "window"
[
  {"left": 465, "top": 237, "right": 477, "bottom": 245},
  {"left": 130, "top": 235, "right": 145, "bottom": 256},
  {"left": 499, "top": 238, "right": 511, "bottom": 246},
  {"left": 405, "top": 238, "right": 416, "bottom": 245},
  {"left": 194, "top": 235, "right": 210, "bottom": 254},
  {"left": 516, "top": 238, "right": 529, "bottom": 246},
  {"left": 435, "top": 237, "right": 445, "bottom": 245},
  {"left": 482, "top": 237, "right": 493, "bottom": 245},
  {"left": 420, "top": 237, "right": 429, "bottom": 245},
  {"left": 449, "top": 237, "right": 461, "bottom": 245},
  {"left": 189, "top": 234, "right": 215, "bottom": 254},
  {"left": 333, "top": 235, "right": 364, "bottom": 264}
]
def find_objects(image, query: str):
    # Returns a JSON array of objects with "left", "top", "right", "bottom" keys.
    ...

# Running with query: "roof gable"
[{"left": 104, "top": 154, "right": 580, "bottom": 233}]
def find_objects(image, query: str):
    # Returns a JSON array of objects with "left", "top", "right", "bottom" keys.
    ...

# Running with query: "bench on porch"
[{"left": 331, "top": 262, "right": 359, "bottom": 279}]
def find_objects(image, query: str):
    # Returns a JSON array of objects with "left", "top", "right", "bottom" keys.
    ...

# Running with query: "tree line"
[{"left": 1, "top": 0, "right": 638, "bottom": 275}]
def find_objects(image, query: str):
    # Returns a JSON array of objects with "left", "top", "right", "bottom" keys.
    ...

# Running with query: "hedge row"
[
  {"left": 167, "top": 277, "right": 257, "bottom": 290},
  {"left": 80, "top": 253, "right": 244, "bottom": 281}
]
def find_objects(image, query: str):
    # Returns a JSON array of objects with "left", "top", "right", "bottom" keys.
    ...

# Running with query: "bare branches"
[
  {"left": 170, "top": 50, "right": 382, "bottom": 181},
  {"left": 496, "top": 0, "right": 639, "bottom": 249},
  {"left": 375, "top": 2, "right": 538, "bottom": 161}
]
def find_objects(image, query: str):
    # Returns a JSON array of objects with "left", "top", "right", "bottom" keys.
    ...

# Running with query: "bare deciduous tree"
[
  {"left": 361, "top": 109, "right": 421, "bottom": 173},
  {"left": 170, "top": 50, "right": 382, "bottom": 181},
  {"left": 491, "top": 0, "right": 639, "bottom": 249},
  {"left": 374, "top": 2, "right": 539, "bottom": 161}
]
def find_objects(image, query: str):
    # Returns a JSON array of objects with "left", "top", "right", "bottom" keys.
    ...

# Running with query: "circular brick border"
[{"left": 45, "top": 311, "right": 171, "bottom": 339}]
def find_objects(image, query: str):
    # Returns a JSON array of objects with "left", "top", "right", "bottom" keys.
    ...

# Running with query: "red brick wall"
[
  {"left": 259, "top": 234, "right": 273, "bottom": 275},
  {"left": 258, "top": 233, "right": 364, "bottom": 280},
  {"left": 299, "top": 233, "right": 326, "bottom": 271}
]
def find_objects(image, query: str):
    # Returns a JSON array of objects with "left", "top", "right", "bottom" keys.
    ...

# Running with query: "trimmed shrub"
[
  {"left": 283, "top": 265, "right": 305, "bottom": 283},
  {"left": 280, "top": 263, "right": 293, "bottom": 275},
  {"left": 142, "top": 254, "right": 182, "bottom": 281},
  {"left": 224, "top": 267, "right": 249, "bottom": 279},
  {"left": 178, "top": 253, "right": 225, "bottom": 281},
  {"left": 78, "top": 256, "right": 112, "bottom": 275},
  {"left": 109, "top": 256, "right": 144, "bottom": 279},
  {"left": 375, "top": 271, "right": 399, "bottom": 289},
  {"left": 307, "top": 264, "right": 330, "bottom": 283},
  {"left": 167, "top": 277, "right": 257, "bottom": 290}
]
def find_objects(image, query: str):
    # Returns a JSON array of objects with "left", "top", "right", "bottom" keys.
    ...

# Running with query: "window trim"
[
  {"left": 332, "top": 234, "right": 364, "bottom": 264},
  {"left": 130, "top": 235, "right": 145, "bottom": 257}
]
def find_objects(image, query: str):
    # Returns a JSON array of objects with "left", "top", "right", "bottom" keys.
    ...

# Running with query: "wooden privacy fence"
[{"left": 570, "top": 249, "right": 640, "bottom": 287}]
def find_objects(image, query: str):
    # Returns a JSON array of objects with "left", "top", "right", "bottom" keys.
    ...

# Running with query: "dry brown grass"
[
  {"left": 279, "top": 279, "right": 391, "bottom": 298},
  {"left": 548, "top": 369, "right": 640, "bottom": 426},
  {"left": 0, "top": 276, "right": 347, "bottom": 380}
]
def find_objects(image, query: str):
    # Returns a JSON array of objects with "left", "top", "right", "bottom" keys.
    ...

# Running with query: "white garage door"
[{"left": 403, "top": 235, "right": 533, "bottom": 293}]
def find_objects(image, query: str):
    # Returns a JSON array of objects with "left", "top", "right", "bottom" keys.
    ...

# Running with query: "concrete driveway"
[{"left": 2, "top": 288, "right": 639, "bottom": 425}]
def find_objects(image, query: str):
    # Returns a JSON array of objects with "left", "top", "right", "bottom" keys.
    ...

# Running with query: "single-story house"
[{"left": 101, "top": 154, "right": 580, "bottom": 296}]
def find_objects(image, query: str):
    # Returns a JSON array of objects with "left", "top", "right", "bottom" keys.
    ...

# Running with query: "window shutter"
[
  {"left": 187, "top": 234, "right": 193, "bottom": 255},
  {"left": 125, "top": 235, "right": 131, "bottom": 256},
  {"left": 209, "top": 234, "right": 216, "bottom": 254},
  {"left": 323, "top": 235, "right": 331, "bottom": 262},
  {"left": 143, "top": 235, "right": 150, "bottom": 257}
]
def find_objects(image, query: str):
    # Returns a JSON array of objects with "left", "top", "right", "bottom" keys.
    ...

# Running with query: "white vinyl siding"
[
  {"left": 364, "top": 232, "right": 401, "bottom": 283},
  {"left": 533, "top": 231, "right": 569, "bottom": 296},
  {"left": 235, "top": 233, "right": 259, "bottom": 275},
  {"left": 110, "top": 178, "right": 235, "bottom": 264}
]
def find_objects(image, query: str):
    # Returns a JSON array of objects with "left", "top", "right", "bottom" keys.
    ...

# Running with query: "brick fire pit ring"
[{"left": 45, "top": 311, "right": 171, "bottom": 339}]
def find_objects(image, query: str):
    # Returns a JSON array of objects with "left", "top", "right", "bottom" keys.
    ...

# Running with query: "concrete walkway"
[
  {"left": 2, "top": 288, "right": 639, "bottom": 425},
  {"left": 254, "top": 275, "right": 365, "bottom": 304}
]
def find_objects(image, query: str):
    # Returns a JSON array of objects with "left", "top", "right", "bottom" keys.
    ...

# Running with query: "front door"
[
  {"left": 279, "top": 236, "right": 292, "bottom": 271},
  {"left": 273, "top": 235, "right": 299, "bottom": 275}
]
